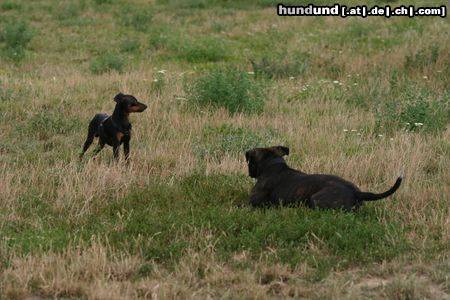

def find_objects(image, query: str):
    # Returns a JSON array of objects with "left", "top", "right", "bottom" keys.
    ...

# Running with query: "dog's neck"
[
  {"left": 112, "top": 106, "right": 129, "bottom": 121},
  {"left": 111, "top": 107, "right": 131, "bottom": 133},
  {"left": 258, "top": 157, "right": 286, "bottom": 176}
]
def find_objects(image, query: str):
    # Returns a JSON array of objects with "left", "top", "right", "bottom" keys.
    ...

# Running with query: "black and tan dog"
[
  {"left": 245, "top": 146, "right": 402, "bottom": 211},
  {"left": 80, "top": 93, "right": 147, "bottom": 161}
]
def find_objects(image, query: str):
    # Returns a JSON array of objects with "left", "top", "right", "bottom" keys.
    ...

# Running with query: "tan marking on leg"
[{"left": 116, "top": 132, "right": 125, "bottom": 142}]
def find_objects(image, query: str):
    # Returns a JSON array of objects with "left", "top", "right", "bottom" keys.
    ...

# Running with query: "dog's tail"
[{"left": 356, "top": 176, "right": 403, "bottom": 202}]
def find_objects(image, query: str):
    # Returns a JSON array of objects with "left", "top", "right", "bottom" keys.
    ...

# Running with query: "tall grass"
[
  {"left": 185, "top": 67, "right": 267, "bottom": 114},
  {"left": 0, "top": 0, "right": 449, "bottom": 298}
]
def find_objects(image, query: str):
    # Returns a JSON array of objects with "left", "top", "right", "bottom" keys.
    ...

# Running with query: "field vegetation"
[{"left": 0, "top": 0, "right": 449, "bottom": 298}]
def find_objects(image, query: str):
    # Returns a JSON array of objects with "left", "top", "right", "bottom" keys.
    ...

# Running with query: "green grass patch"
[
  {"left": 25, "top": 111, "right": 82, "bottom": 140},
  {"left": 3, "top": 224, "right": 71, "bottom": 254},
  {"left": 404, "top": 44, "right": 440, "bottom": 71},
  {"left": 2, "top": 174, "right": 409, "bottom": 275},
  {"left": 120, "top": 38, "right": 141, "bottom": 54},
  {"left": 2, "top": 194, "right": 70, "bottom": 253},
  {"left": 256, "top": 0, "right": 336, "bottom": 6},
  {"left": 323, "top": 19, "right": 403, "bottom": 54},
  {"left": 390, "top": 17, "right": 425, "bottom": 35},
  {"left": 0, "top": 1, "right": 22, "bottom": 11},
  {"left": 122, "top": 6, "right": 153, "bottom": 32},
  {"left": 250, "top": 51, "right": 311, "bottom": 79},
  {"left": 156, "top": 0, "right": 212, "bottom": 9},
  {"left": 376, "top": 88, "right": 449, "bottom": 134},
  {"left": 102, "top": 174, "right": 409, "bottom": 271},
  {"left": 156, "top": 0, "right": 332, "bottom": 9},
  {"left": 148, "top": 28, "right": 229, "bottom": 63},
  {"left": 185, "top": 67, "right": 267, "bottom": 114},
  {"left": 234, "top": 28, "right": 293, "bottom": 57},
  {"left": 148, "top": 25, "right": 173, "bottom": 50},
  {"left": 90, "top": 52, "right": 125, "bottom": 74},
  {"left": 0, "top": 21, "right": 33, "bottom": 62},
  {"left": 53, "top": 1, "right": 94, "bottom": 26},
  {"left": 174, "top": 36, "right": 228, "bottom": 63},
  {"left": 55, "top": 2, "right": 82, "bottom": 20},
  {"left": 93, "top": 0, "right": 113, "bottom": 4}
]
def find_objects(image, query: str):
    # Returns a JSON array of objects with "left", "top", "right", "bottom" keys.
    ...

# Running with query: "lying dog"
[
  {"left": 80, "top": 93, "right": 147, "bottom": 161},
  {"left": 245, "top": 146, "right": 402, "bottom": 211}
]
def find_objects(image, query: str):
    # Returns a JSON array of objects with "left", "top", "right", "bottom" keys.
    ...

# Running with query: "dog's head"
[
  {"left": 245, "top": 146, "right": 289, "bottom": 178},
  {"left": 114, "top": 93, "right": 147, "bottom": 113}
]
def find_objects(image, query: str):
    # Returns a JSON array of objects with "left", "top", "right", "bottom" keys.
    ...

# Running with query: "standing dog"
[
  {"left": 80, "top": 93, "right": 147, "bottom": 161},
  {"left": 245, "top": 146, "right": 402, "bottom": 211}
]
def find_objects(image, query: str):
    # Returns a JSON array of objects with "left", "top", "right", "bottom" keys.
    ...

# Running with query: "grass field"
[{"left": 0, "top": 0, "right": 449, "bottom": 298}]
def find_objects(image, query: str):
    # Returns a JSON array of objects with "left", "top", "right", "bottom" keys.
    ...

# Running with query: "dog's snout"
[{"left": 127, "top": 102, "right": 147, "bottom": 113}]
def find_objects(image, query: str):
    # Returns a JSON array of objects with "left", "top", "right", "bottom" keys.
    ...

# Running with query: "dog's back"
[{"left": 89, "top": 113, "right": 109, "bottom": 137}]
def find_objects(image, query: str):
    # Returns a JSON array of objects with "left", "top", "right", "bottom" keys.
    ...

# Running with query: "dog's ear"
[
  {"left": 273, "top": 146, "right": 289, "bottom": 156},
  {"left": 114, "top": 93, "right": 125, "bottom": 103}
]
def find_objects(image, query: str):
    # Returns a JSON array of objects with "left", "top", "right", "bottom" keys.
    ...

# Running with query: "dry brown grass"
[
  {"left": 2, "top": 242, "right": 448, "bottom": 299},
  {"left": 1, "top": 1, "right": 449, "bottom": 298}
]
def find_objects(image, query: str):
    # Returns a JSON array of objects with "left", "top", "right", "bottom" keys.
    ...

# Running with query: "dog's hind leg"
[
  {"left": 92, "top": 140, "right": 105, "bottom": 159},
  {"left": 80, "top": 131, "right": 95, "bottom": 160},
  {"left": 80, "top": 113, "right": 108, "bottom": 160},
  {"left": 310, "top": 188, "right": 355, "bottom": 212}
]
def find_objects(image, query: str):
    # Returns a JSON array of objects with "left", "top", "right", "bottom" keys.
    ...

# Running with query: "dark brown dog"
[{"left": 245, "top": 146, "right": 402, "bottom": 211}]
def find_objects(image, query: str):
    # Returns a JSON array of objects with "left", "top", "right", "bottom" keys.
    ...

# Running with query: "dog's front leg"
[
  {"left": 249, "top": 189, "right": 271, "bottom": 207},
  {"left": 112, "top": 143, "right": 120, "bottom": 161},
  {"left": 123, "top": 135, "right": 130, "bottom": 161}
]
